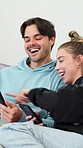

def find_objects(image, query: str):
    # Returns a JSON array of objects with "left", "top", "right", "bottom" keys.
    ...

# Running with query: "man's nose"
[{"left": 30, "top": 38, "right": 36, "bottom": 44}]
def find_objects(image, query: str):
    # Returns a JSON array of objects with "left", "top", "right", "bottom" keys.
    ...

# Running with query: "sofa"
[
  {"left": 0, "top": 63, "right": 9, "bottom": 148},
  {"left": 0, "top": 63, "right": 9, "bottom": 70}
]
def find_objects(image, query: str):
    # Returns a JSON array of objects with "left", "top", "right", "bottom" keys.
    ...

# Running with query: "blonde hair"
[
  {"left": 69, "top": 31, "right": 83, "bottom": 43},
  {"left": 58, "top": 31, "right": 83, "bottom": 56}
]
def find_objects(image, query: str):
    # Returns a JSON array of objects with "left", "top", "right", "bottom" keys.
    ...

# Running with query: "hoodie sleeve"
[
  {"left": 27, "top": 88, "right": 59, "bottom": 122},
  {"left": 27, "top": 87, "right": 83, "bottom": 124},
  {"left": 27, "top": 88, "right": 57, "bottom": 127}
]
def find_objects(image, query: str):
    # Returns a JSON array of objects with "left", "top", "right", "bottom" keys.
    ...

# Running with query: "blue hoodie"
[{"left": 0, "top": 57, "right": 65, "bottom": 126}]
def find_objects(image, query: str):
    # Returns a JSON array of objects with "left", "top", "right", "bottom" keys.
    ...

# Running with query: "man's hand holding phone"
[
  {"left": 0, "top": 92, "right": 43, "bottom": 125},
  {"left": 0, "top": 92, "right": 23, "bottom": 123}
]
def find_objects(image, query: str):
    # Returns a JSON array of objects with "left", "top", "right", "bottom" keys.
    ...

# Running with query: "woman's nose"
[
  {"left": 55, "top": 62, "right": 60, "bottom": 71},
  {"left": 55, "top": 63, "right": 58, "bottom": 70}
]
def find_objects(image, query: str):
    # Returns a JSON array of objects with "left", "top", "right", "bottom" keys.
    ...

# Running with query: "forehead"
[
  {"left": 24, "top": 24, "right": 40, "bottom": 36},
  {"left": 56, "top": 48, "right": 72, "bottom": 59}
]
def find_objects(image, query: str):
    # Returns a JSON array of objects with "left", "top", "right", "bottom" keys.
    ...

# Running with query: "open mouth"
[
  {"left": 30, "top": 48, "right": 40, "bottom": 53},
  {"left": 58, "top": 71, "right": 65, "bottom": 79}
]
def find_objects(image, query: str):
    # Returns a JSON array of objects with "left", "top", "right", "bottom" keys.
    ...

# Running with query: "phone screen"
[
  {"left": 0, "top": 92, "right": 7, "bottom": 106},
  {"left": 19, "top": 104, "right": 42, "bottom": 124}
]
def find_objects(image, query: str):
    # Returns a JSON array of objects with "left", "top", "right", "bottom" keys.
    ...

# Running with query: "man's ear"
[{"left": 50, "top": 36, "right": 56, "bottom": 47}]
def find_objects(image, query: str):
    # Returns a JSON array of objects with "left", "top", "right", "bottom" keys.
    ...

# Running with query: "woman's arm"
[
  {"left": 27, "top": 88, "right": 59, "bottom": 121},
  {"left": 27, "top": 87, "right": 83, "bottom": 123}
]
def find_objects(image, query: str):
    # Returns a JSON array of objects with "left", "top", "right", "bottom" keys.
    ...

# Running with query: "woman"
[
  {"left": 25, "top": 30, "right": 83, "bottom": 134},
  {"left": 0, "top": 31, "right": 83, "bottom": 148},
  {"left": 15, "top": 30, "right": 83, "bottom": 134}
]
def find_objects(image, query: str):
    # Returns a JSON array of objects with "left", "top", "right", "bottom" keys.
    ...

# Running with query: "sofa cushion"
[{"left": 0, "top": 63, "right": 9, "bottom": 70}]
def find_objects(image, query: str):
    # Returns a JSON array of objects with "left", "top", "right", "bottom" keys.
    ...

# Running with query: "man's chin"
[{"left": 30, "top": 58, "right": 40, "bottom": 63}]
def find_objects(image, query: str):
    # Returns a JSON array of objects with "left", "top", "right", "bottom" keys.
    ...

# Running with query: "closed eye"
[
  {"left": 59, "top": 59, "right": 64, "bottom": 63},
  {"left": 35, "top": 35, "right": 43, "bottom": 40}
]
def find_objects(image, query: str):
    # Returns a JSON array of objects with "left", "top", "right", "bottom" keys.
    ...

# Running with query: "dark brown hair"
[
  {"left": 20, "top": 17, "right": 56, "bottom": 49},
  {"left": 20, "top": 17, "right": 56, "bottom": 39}
]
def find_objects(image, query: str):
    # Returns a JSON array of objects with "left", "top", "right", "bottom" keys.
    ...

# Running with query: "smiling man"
[
  {"left": 22, "top": 23, "right": 54, "bottom": 68},
  {"left": 0, "top": 17, "right": 65, "bottom": 127}
]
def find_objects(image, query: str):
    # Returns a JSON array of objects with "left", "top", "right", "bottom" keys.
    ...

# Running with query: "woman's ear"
[
  {"left": 79, "top": 55, "right": 83, "bottom": 62},
  {"left": 77, "top": 54, "right": 83, "bottom": 67}
]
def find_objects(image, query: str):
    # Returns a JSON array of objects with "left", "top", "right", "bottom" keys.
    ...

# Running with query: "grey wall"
[{"left": 0, "top": 0, "right": 83, "bottom": 65}]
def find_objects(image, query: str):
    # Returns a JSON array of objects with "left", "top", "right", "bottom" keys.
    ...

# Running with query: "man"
[{"left": 0, "top": 17, "right": 64, "bottom": 127}]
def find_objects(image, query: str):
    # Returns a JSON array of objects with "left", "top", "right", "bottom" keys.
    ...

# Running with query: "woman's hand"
[
  {"left": 6, "top": 89, "right": 30, "bottom": 104},
  {"left": 26, "top": 112, "right": 43, "bottom": 126}
]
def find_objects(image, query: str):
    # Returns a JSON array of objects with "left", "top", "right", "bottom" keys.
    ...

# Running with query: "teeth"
[
  {"left": 31, "top": 49, "right": 39, "bottom": 53},
  {"left": 59, "top": 72, "right": 65, "bottom": 77}
]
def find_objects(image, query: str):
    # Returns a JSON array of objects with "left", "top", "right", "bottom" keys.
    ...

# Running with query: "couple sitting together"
[{"left": 0, "top": 17, "right": 83, "bottom": 148}]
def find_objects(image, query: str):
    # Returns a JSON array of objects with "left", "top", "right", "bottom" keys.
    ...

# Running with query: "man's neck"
[{"left": 27, "top": 59, "right": 52, "bottom": 69}]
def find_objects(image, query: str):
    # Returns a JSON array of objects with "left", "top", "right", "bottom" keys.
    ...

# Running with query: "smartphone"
[
  {"left": 0, "top": 92, "right": 7, "bottom": 106},
  {"left": 19, "top": 104, "right": 42, "bottom": 124}
]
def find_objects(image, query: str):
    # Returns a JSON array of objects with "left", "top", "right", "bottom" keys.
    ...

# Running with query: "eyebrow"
[
  {"left": 23, "top": 34, "right": 41, "bottom": 39},
  {"left": 57, "top": 56, "right": 64, "bottom": 60}
]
